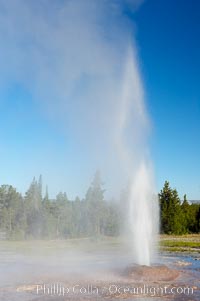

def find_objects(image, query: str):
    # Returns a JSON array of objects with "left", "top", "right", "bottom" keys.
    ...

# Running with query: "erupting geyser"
[
  {"left": 120, "top": 46, "right": 159, "bottom": 266},
  {"left": 129, "top": 161, "right": 159, "bottom": 266}
]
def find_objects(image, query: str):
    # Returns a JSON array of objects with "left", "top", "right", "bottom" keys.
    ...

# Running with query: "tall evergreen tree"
[
  {"left": 159, "top": 181, "right": 185, "bottom": 234},
  {"left": 24, "top": 177, "right": 43, "bottom": 238},
  {"left": 85, "top": 170, "right": 105, "bottom": 236}
]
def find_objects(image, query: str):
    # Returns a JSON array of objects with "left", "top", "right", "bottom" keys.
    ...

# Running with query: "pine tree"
[
  {"left": 159, "top": 181, "right": 185, "bottom": 234},
  {"left": 85, "top": 170, "right": 105, "bottom": 237},
  {"left": 181, "top": 194, "right": 190, "bottom": 233},
  {"left": 24, "top": 177, "right": 43, "bottom": 238}
]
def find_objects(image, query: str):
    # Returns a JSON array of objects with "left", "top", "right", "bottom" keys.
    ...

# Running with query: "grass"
[
  {"left": 160, "top": 240, "right": 200, "bottom": 248},
  {"left": 0, "top": 234, "right": 200, "bottom": 254},
  {"left": 159, "top": 234, "right": 200, "bottom": 253},
  {"left": 0, "top": 236, "right": 123, "bottom": 256}
]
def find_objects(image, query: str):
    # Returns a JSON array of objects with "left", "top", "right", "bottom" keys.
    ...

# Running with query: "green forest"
[
  {"left": 159, "top": 181, "right": 200, "bottom": 234},
  {"left": 0, "top": 173, "right": 200, "bottom": 240}
]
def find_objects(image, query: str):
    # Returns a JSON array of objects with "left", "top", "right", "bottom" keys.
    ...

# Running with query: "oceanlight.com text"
[{"left": 35, "top": 283, "right": 194, "bottom": 297}]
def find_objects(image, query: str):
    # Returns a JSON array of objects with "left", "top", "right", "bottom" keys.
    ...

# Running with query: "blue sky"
[
  {"left": 0, "top": 0, "right": 199, "bottom": 200},
  {"left": 133, "top": 0, "right": 200, "bottom": 199}
]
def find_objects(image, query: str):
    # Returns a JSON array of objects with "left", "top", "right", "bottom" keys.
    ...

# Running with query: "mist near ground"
[{"left": 0, "top": 239, "right": 134, "bottom": 288}]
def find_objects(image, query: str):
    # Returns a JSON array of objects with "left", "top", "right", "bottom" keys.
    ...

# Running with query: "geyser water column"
[
  {"left": 119, "top": 46, "right": 159, "bottom": 266},
  {"left": 129, "top": 161, "right": 158, "bottom": 266}
]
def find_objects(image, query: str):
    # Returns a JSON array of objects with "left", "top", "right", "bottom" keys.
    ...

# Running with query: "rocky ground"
[{"left": 0, "top": 237, "right": 200, "bottom": 300}]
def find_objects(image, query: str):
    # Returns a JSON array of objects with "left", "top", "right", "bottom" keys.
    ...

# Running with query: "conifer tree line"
[
  {"left": 0, "top": 172, "right": 121, "bottom": 240},
  {"left": 0, "top": 174, "right": 200, "bottom": 240},
  {"left": 159, "top": 181, "right": 200, "bottom": 234}
]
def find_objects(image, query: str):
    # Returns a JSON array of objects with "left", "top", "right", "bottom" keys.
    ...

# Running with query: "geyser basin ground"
[
  {"left": 0, "top": 239, "right": 200, "bottom": 301},
  {"left": 123, "top": 264, "right": 179, "bottom": 281}
]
